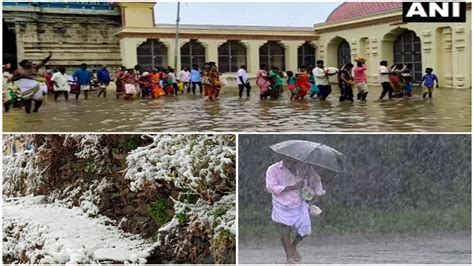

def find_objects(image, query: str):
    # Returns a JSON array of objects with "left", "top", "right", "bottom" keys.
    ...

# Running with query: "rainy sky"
[{"left": 154, "top": 2, "right": 342, "bottom": 27}]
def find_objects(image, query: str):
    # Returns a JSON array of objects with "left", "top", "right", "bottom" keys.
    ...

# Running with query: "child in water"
[
  {"left": 421, "top": 67, "right": 439, "bottom": 99},
  {"left": 294, "top": 67, "right": 311, "bottom": 100},
  {"left": 90, "top": 69, "right": 99, "bottom": 91},
  {"left": 286, "top": 71, "right": 297, "bottom": 100},
  {"left": 401, "top": 64, "right": 413, "bottom": 97},
  {"left": 390, "top": 64, "right": 404, "bottom": 98},
  {"left": 309, "top": 71, "right": 319, "bottom": 99},
  {"left": 269, "top": 67, "right": 283, "bottom": 99}
]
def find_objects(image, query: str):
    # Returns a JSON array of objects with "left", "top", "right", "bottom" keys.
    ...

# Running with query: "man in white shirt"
[
  {"left": 52, "top": 67, "right": 70, "bottom": 101},
  {"left": 378, "top": 60, "right": 393, "bottom": 99},
  {"left": 178, "top": 67, "right": 190, "bottom": 93},
  {"left": 312, "top": 60, "right": 335, "bottom": 101},
  {"left": 237, "top": 65, "right": 251, "bottom": 98}
]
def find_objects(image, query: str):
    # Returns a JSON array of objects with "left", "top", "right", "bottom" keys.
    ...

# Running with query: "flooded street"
[
  {"left": 239, "top": 232, "right": 471, "bottom": 264},
  {"left": 3, "top": 86, "right": 471, "bottom": 132}
]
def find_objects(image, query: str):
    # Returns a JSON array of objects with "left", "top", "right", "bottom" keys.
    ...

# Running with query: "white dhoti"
[
  {"left": 80, "top": 85, "right": 90, "bottom": 91},
  {"left": 18, "top": 78, "right": 40, "bottom": 100},
  {"left": 272, "top": 200, "right": 311, "bottom": 237}
]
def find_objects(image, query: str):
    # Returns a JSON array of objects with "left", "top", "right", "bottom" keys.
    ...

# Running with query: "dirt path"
[{"left": 239, "top": 232, "right": 471, "bottom": 264}]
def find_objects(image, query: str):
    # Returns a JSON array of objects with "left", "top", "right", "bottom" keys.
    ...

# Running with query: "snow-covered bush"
[
  {"left": 125, "top": 134, "right": 235, "bottom": 193},
  {"left": 3, "top": 149, "right": 44, "bottom": 196},
  {"left": 125, "top": 134, "right": 236, "bottom": 262},
  {"left": 3, "top": 134, "right": 236, "bottom": 264}
]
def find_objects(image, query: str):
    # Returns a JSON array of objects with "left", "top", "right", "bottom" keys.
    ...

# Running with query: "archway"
[
  {"left": 3, "top": 20, "right": 17, "bottom": 71},
  {"left": 337, "top": 40, "right": 351, "bottom": 68},
  {"left": 137, "top": 40, "right": 168, "bottom": 70},
  {"left": 393, "top": 30, "right": 422, "bottom": 81},
  {"left": 218, "top": 40, "right": 247, "bottom": 73},
  {"left": 259, "top": 41, "right": 286, "bottom": 70},
  {"left": 181, "top": 40, "right": 206, "bottom": 69},
  {"left": 326, "top": 36, "right": 350, "bottom": 68},
  {"left": 298, "top": 42, "right": 316, "bottom": 68}
]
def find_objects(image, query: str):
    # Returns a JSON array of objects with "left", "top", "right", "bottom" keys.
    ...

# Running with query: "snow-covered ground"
[{"left": 3, "top": 196, "right": 156, "bottom": 264}]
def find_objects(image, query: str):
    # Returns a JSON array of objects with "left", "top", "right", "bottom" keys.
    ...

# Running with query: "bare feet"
[{"left": 293, "top": 248, "right": 302, "bottom": 262}]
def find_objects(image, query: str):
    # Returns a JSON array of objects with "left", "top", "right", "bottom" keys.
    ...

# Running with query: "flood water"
[
  {"left": 239, "top": 232, "right": 471, "bottom": 264},
  {"left": 3, "top": 86, "right": 471, "bottom": 132}
]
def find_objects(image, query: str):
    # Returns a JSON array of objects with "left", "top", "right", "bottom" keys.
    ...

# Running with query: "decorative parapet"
[{"left": 3, "top": 1, "right": 120, "bottom": 16}]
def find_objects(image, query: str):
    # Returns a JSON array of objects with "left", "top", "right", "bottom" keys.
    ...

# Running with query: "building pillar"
[
  {"left": 439, "top": 27, "right": 453, "bottom": 88},
  {"left": 310, "top": 41, "right": 319, "bottom": 62},
  {"left": 451, "top": 25, "right": 470, "bottom": 89},
  {"left": 350, "top": 39, "right": 358, "bottom": 60},
  {"left": 161, "top": 38, "right": 179, "bottom": 70},
  {"left": 200, "top": 39, "right": 225, "bottom": 65},
  {"left": 14, "top": 23, "right": 26, "bottom": 64},
  {"left": 318, "top": 42, "right": 326, "bottom": 62},
  {"left": 281, "top": 40, "right": 301, "bottom": 71},
  {"left": 119, "top": 2, "right": 155, "bottom": 28},
  {"left": 120, "top": 37, "right": 147, "bottom": 68},
  {"left": 241, "top": 40, "right": 266, "bottom": 74},
  {"left": 368, "top": 37, "right": 379, "bottom": 85}
]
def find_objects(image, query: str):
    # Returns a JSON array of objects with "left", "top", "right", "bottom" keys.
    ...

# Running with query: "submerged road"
[{"left": 3, "top": 86, "right": 471, "bottom": 132}]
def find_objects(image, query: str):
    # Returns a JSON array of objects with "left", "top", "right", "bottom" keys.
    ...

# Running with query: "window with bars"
[
  {"left": 337, "top": 40, "right": 351, "bottom": 68},
  {"left": 394, "top": 30, "right": 422, "bottom": 82},
  {"left": 298, "top": 42, "right": 316, "bottom": 68},
  {"left": 218, "top": 41, "right": 247, "bottom": 73},
  {"left": 137, "top": 40, "right": 168, "bottom": 70},
  {"left": 181, "top": 40, "right": 206, "bottom": 69},
  {"left": 259, "top": 41, "right": 286, "bottom": 71}
]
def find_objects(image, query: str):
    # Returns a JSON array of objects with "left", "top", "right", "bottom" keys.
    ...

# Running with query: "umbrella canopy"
[{"left": 269, "top": 140, "right": 348, "bottom": 173}]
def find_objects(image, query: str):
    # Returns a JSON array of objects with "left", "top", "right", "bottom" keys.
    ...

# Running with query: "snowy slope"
[{"left": 3, "top": 196, "right": 155, "bottom": 264}]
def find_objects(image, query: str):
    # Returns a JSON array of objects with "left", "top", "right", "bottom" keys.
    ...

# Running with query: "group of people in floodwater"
[
  {"left": 3, "top": 52, "right": 439, "bottom": 114},
  {"left": 255, "top": 58, "right": 439, "bottom": 103}
]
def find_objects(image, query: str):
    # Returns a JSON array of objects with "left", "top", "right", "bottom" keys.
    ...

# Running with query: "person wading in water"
[{"left": 10, "top": 52, "right": 53, "bottom": 114}]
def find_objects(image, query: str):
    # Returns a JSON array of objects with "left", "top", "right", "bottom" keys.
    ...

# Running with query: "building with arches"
[
  {"left": 3, "top": 2, "right": 471, "bottom": 89},
  {"left": 3, "top": 2, "right": 122, "bottom": 71},
  {"left": 314, "top": 2, "right": 471, "bottom": 88}
]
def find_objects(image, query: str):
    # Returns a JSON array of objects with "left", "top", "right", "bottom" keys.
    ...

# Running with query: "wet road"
[
  {"left": 3, "top": 86, "right": 471, "bottom": 132},
  {"left": 239, "top": 232, "right": 471, "bottom": 264}
]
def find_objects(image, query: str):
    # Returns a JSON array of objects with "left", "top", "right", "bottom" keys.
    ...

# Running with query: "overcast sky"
[{"left": 154, "top": 2, "right": 342, "bottom": 27}]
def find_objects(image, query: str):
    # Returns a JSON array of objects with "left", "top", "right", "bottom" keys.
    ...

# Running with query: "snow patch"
[{"left": 3, "top": 196, "right": 154, "bottom": 264}]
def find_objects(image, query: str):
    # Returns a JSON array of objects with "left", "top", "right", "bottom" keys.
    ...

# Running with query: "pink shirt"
[
  {"left": 353, "top": 65, "right": 368, "bottom": 83},
  {"left": 266, "top": 161, "right": 325, "bottom": 208}
]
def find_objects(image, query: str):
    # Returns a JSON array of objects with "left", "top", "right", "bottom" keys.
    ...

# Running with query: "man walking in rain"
[
  {"left": 266, "top": 158, "right": 325, "bottom": 263},
  {"left": 266, "top": 140, "right": 346, "bottom": 263}
]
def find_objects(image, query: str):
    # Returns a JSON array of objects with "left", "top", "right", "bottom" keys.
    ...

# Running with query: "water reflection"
[{"left": 3, "top": 87, "right": 471, "bottom": 132}]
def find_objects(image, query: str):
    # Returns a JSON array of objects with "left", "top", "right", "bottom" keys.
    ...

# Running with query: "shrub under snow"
[
  {"left": 125, "top": 134, "right": 236, "bottom": 262},
  {"left": 3, "top": 134, "right": 236, "bottom": 264}
]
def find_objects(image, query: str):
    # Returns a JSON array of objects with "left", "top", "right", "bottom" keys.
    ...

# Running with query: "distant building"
[
  {"left": 3, "top": 2, "right": 122, "bottom": 71},
  {"left": 3, "top": 2, "right": 471, "bottom": 88}
]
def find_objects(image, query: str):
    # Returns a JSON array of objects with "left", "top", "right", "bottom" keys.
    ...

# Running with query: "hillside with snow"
[{"left": 3, "top": 134, "right": 236, "bottom": 264}]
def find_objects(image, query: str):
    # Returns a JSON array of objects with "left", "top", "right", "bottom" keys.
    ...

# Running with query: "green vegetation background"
[{"left": 238, "top": 135, "right": 471, "bottom": 241}]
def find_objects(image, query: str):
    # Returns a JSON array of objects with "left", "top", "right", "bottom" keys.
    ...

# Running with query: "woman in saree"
[
  {"left": 203, "top": 65, "right": 221, "bottom": 101},
  {"left": 257, "top": 64, "right": 271, "bottom": 100},
  {"left": 114, "top": 66, "right": 126, "bottom": 99},
  {"left": 122, "top": 69, "right": 137, "bottom": 100},
  {"left": 389, "top": 64, "right": 404, "bottom": 98},
  {"left": 138, "top": 71, "right": 152, "bottom": 98},
  {"left": 150, "top": 68, "right": 166, "bottom": 99},
  {"left": 338, "top": 63, "right": 354, "bottom": 102},
  {"left": 294, "top": 67, "right": 311, "bottom": 100}
]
